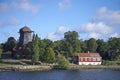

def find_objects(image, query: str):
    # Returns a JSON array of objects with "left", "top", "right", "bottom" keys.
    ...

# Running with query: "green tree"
[
  {"left": 32, "top": 34, "right": 39, "bottom": 64},
  {"left": 23, "top": 46, "right": 32, "bottom": 59},
  {"left": 57, "top": 55, "right": 70, "bottom": 69},
  {"left": 43, "top": 48, "right": 55, "bottom": 63},
  {"left": 38, "top": 40, "right": 46, "bottom": 61},
  {"left": 108, "top": 38, "right": 120, "bottom": 60},
  {"left": 0, "top": 44, "right": 3, "bottom": 58},
  {"left": 54, "top": 40, "right": 62, "bottom": 52},
  {"left": 3, "top": 37, "right": 17, "bottom": 52},
  {"left": 80, "top": 39, "right": 87, "bottom": 52},
  {"left": 87, "top": 38, "right": 97, "bottom": 52},
  {"left": 37, "top": 39, "right": 54, "bottom": 62},
  {"left": 64, "top": 31, "right": 81, "bottom": 59},
  {"left": 54, "top": 40, "right": 67, "bottom": 58},
  {"left": 96, "top": 39, "right": 109, "bottom": 60},
  {"left": 43, "top": 39, "right": 54, "bottom": 49},
  {"left": 96, "top": 39, "right": 104, "bottom": 53},
  {"left": 54, "top": 40, "right": 65, "bottom": 53}
]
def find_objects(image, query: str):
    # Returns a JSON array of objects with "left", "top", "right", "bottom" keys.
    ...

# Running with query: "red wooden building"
[{"left": 77, "top": 52, "right": 102, "bottom": 65}]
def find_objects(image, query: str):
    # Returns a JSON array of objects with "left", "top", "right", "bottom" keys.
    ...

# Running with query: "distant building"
[
  {"left": 77, "top": 52, "right": 102, "bottom": 65},
  {"left": 19, "top": 26, "right": 33, "bottom": 46}
]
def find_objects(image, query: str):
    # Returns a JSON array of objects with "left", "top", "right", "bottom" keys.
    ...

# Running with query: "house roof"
[
  {"left": 77, "top": 53, "right": 101, "bottom": 57},
  {"left": 19, "top": 26, "right": 32, "bottom": 33}
]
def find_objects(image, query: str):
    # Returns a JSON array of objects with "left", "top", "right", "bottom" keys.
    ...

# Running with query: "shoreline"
[
  {"left": 0, "top": 65, "right": 52, "bottom": 71},
  {"left": 69, "top": 65, "right": 120, "bottom": 70},
  {"left": 0, "top": 65, "right": 120, "bottom": 72}
]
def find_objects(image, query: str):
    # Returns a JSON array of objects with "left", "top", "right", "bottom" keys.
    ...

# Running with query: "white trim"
[{"left": 78, "top": 62, "right": 101, "bottom": 65}]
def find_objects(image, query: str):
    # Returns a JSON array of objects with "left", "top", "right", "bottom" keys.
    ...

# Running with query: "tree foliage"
[
  {"left": 108, "top": 38, "right": 120, "bottom": 60},
  {"left": 1, "top": 31, "right": 120, "bottom": 63},
  {"left": 32, "top": 34, "right": 39, "bottom": 63},
  {"left": 87, "top": 38, "right": 97, "bottom": 52},
  {"left": 43, "top": 48, "right": 55, "bottom": 63},
  {"left": 3, "top": 37, "right": 17, "bottom": 52},
  {"left": 63, "top": 31, "right": 81, "bottom": 59},
  {"left": 96, "top": 39, "right": 109, "bottom": 60},
  {"left": 0, "top": 44, "right": 3, "bottom": 58},
  {"left": 57, "top": 55, "right": 70, "bottom": 69}
]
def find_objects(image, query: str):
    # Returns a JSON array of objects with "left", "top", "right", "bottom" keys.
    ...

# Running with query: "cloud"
[
  {"left": 80, "top": 22, "right": 113, "bottom": 34},
  {"left": 47, "top": 26, "right": 70, "bottom": 41},
  {"left": 47, "top": 22, "right": 117, "bottom": 41},
  {"left": 47, "top": 32, "right": 56, "bottom": 41},
  {"left": 0, "top": 17, "right": 20, "bottom": 27},
  {"left": 58, "top": 0, "right": 72, "bottom": 11},
  {"left": 78, "top": 22, "right": 114, "bottom": 40},
  {"left": 94, "top": 7, "right": 120, "bottom": 25},
  {"left": 12, "top": 0, "right": 40, "bottom": 14},
  {"left": 47, "top": 6, "right": 120, "bottom": 40},
  {"left": 57, "top": 26, "right": 70, "bottom": 34},
  {"left": 0, "top": 3, "right": 9, "bottom": 12},
  {"left": 84, "top": 7, "right": 120, "bottom": 40},
  {"left": 8, "top": 17, "right": 20, "bottom": 26},
  {"left": 0, "top": 0, "right": 40, "bottom": 14},
  {"left": 97, "top": 6, "right": 107, "bottom": 14},
  {"left": 88, "top": 32, "right": 100, "bottom": 39},
  {"left": 47, "top": 22, "right": 119, "bottom": 41},
  {"left": 110, "top": 32, "right": 119, "bottom": 38}
]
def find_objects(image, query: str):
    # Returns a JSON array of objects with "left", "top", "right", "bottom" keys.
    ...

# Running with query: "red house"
[{"left": 77, "top": 52, "right": 102, "bottom": 65}]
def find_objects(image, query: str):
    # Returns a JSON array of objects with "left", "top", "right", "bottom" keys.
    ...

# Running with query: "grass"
[
  {"left": 0, "top": 63, "right": 12, "bottom": 66},
  {"left": 0, "top": 59, "right": 24, "bottom": 66},
  {"left": 0, "top": 59, "right": 42, "bottom": 66},
  {"left": 102, "top": 61, "right": 120, "bottom": 65},
  {"left": 0, "top": 61, "right": 19, "bottom": 66}
]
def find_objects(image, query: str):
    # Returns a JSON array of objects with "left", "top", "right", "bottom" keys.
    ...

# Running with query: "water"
[{"left": 0, "top": 70, "right": 120, "bottom": 80}]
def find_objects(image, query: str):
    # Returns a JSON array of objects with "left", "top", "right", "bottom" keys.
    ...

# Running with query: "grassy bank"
[
  {"left": 102, "top": 61, "right": 120, "bottom": 65},
  {"left": 0, "top": 59, "right": 120, "bottom": 71},
  {"left": 0, "top": 65, "right": 120, "bottom": 72},
  {"left": 69, "top": 65, "right": 120, "bottom": 70},
  {"left": 0, "top": 59, "right": 52, "bottom": 71},
  {"left": 0, "top": 65, "right": 52, "bottom": 72}
]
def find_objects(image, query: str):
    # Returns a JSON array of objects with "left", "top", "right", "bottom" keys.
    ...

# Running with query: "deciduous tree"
[
  {"left": 87, "top": 38, "right": 97, "bottom": 52},
  {"left": 64, "top": 31, "right": 81, "bottom": 59},
  {"left": 43, "top": 48, "right": 55, "bottom": 63},
  {"left": 3, "top": 37, "right": 17, "bottom": 52}
]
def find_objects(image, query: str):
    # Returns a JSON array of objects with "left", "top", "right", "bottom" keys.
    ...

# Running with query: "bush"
[
  {"left": 102, "top": 61, "right": 118, "bottom": 65},
  {"left": 56, "top": 55, "right": 70, "bottom": 69}
]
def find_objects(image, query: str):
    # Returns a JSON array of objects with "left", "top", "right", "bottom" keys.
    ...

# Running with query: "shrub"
[
  {"left": 102, "top": 61, "right": 118, "bottom": 65},
  {"left": 57, "top": 55, "right": 70, "bottom": 69}
]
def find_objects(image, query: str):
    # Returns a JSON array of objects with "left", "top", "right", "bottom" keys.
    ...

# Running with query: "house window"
[
  {"left": 79, "top": 58, "right": 81, "bottom": 61},
  {"left": 97, "top": 58, "right": 101, "bottom": 61},
  {"left": 93, "top": 58, "right": 96, "bottom": 61},
  {"left": 83, "top": 58, "right": 85, "bottom": 61},
  {"left": 80, "top": 58, "right": 83, "bottom": 61},
  {"left": 87, "top": 58, "right": 89, "bottom": 61},
  {"left": 85, "top": 58, "right": 87, "bottom": 61},
  {"left": 89, "top": 58, "right": 91, "bottom": 61}
]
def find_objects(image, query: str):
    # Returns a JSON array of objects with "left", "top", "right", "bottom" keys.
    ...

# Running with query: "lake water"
[{"left": 0, "top": 70, "right": 120, "bottom": 80}]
